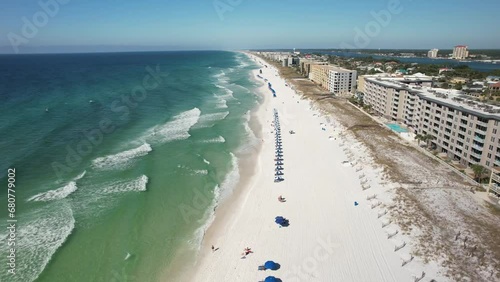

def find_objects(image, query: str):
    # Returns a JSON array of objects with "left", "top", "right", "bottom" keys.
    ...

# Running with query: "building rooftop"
[
  {"left": 364, "top": 76, "right": 500, "bottom": 119},
  {"left": 314, "top": 64, "right": 355, "bottom": 72}
]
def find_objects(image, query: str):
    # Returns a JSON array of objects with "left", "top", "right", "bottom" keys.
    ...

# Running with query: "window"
[
  {"left": 492, "top": 137, "right": 496, "bottom": 142},
  {"left": 490, "top": 145, "right": 494, "bottom": 150},
  {"left": 486, "top": 161, "right": 490, "bottom": 166},
  {"left": 488, "top": 153, "right": 492, "bottom": 158}
]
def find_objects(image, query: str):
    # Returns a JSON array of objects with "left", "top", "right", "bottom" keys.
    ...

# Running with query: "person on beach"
[{"left": 212, "top": 245, "right": 215, "bottom": 252}]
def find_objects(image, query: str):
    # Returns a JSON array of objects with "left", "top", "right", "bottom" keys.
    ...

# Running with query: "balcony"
[
  {"left": 474, "top": 136, "right": 485, "bottom": 143},
  {"left": 490, "top": 183, "right": 500, "bottom": 195},
  {"left": 495, "top": 159, "right": 500, "bottom": 167},
  {"left": 471, "top": 151, "right": 482, "bottom": 158},
  {"left": 476, "top": 120, "right": 488, "bottom": 127},
  {"left": 475, "top": 128, "right": 487, "bottom": 134},
  {"left": 472, "top": 144, "right": 483, "bottom": 151}
]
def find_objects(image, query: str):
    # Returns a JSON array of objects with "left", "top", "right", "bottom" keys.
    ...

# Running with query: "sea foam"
[
  {"left": 149, "top": 108, "right": 201, "bottom": 143},
  {"left": 92, "top": 143, "right": 152, "bottom": 170},
  {"left": 0, "top": 203, "right": 75, "bottom": 282},
  {"left": 214, "top": 84, "right": 236, "bottom": 100},
  {"left": 100, "top": 175, "right": 148, "bottom": 194},
  {"left": 199, "top": 136, "right": 226, "bottom": 144},
  {"left": 189, "top": 152, "right": 239, "bottom": 250},
  {"left": 192, "top": 112, "right": 229, "bottom": 129},
  {"left": 28, "top": 181, "right": 78, "bottom": 202}
]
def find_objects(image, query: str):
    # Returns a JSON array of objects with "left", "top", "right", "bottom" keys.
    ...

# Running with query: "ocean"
[{"left": 0, "top": 51, "right": 261, "bottom": 281}]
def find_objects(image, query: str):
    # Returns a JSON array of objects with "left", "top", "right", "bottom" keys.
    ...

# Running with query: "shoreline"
[{"left": 165, "top": 54, "right": 268, "bottom": 281}]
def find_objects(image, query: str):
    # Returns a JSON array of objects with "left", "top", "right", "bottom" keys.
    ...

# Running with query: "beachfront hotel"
[
  {"left": 452, "top": 45, "right": 469, "bottom": 60},
  {"left": 310, "top": 64, "right": 357, "bottom": 95},
  {"left": 427, "top": 48, "right": 439, "bottom": 58},
  {"left": 299, "top": 60, "right": 328, "bottom": 78},
  {"left": 362, "top": 75, "right": 500, "bottom": 170}
]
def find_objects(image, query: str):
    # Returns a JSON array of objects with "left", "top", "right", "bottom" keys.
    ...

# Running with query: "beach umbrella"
[
  {"left": 264, "top": 261, "right": 279, "bottom": 270},
  {"left": 265, "top": 276, "right": 278, "bottom": 282},
  {"left": 275, "top": 217, "right": 284, "bottom": 224}
]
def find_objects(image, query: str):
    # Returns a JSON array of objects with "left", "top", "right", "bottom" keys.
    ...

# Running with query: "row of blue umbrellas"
[
  {"left": 269, "top": 82, "right": 277, "bottom": 97},
  {"left": 260, "top": 261, "right": 281, "bottom": 282},
  {"left": 267, "top": 110, "right": 283, "bottom": 281},
  {"left": 273, "top": 109, "right": 284, "bottom": 182}
]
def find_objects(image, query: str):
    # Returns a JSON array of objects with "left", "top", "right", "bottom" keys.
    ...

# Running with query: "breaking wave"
[
  {"left": 199, "top": 136, "right": 226, "bottom": 144},
  {"left": 100, "top": 175, "right": 149, "bottom": 195},
  {"left": 92, "top": 143, "right": 152, "bottom": 170},
  {"left": 0, "top": 203, "right": 75, "bottom": 282},
  {"left": 148, "top": 108, "right": 201, "bottom": 143},
  {"left": 28, "top": 181, "right": 77, "bottom": 202}
]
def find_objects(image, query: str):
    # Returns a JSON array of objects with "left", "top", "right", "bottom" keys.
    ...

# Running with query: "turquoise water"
[
  {"left": 386, "top": 123, "right": 408, "bottom": 133},
  {"left": 0, "top": 51, "right": 261, "bottom": 281}
]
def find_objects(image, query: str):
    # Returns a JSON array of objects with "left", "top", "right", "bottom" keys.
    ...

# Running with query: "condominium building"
[
  {"left": 427, "top": 48, "right": 439, "bottom": 58},
  {"left": 328, "top": 67, "right": 357, "bottom": 95},
  {"left": 310, "top": 64, "right": 331, "bottom": 90},
  {"left": 452, "top": 45, "right": 469, "bottom": 60},
  {"left": 310, "top": 64, "right": 357, "bottom": 94},
  {"left": 363, "top": 76, "right": 500, "bottom": 170},
  {"left": 300, "top": 60, "right": 328, "bottom": 78},
  {"left": 488, "top": 167, "right": 500, "bottom": 197}
]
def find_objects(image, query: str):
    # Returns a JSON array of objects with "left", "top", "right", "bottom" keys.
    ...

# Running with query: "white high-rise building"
[
  {"left": 362, "top": 75, "right": 500, "bottom": 171},
  {"left": 452, "top": 45, "right": 469, "bottom": 60},
  {"left": 328, "top": 67, "right": 357, "bottom": 95},
  {"left": 309, "top": 65, "right": 357, "bottom": 95},
  {"left": 427, "top": 48, "right": 439, "bottom": 58}
]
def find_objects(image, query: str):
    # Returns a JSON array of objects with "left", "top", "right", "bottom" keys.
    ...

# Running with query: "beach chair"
[{"left": 258, "top": 265, "right": 266, "bottom": 271}]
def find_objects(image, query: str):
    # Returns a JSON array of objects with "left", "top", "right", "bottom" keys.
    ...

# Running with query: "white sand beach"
[{"left": 185, "top": 53, "right": 447, "bottom": 282}]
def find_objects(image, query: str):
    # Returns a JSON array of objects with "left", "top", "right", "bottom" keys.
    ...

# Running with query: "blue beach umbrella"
[
  {"left": 265, "top": 276, "right": 278, "bottom": 282},
  {"left": 264, "top": 261, "right": 278, "bottom": 270}
]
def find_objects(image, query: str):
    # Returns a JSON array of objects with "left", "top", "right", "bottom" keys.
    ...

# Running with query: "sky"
[{"left": 0, "top": 0, "right": 499, "bottom": 53}]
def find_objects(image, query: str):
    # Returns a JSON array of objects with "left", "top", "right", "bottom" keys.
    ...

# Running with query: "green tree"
[
  {"left": 422, "top": 134, "right": 435, "bottom": 149},
  {"left": 471, "top": 164, "right": 487, "bottom": 182},
  {"left": 455, "top": 82, "right": 463, "bottom": 90},
  {"left": 414, "top": 134, "right": 424, "bottom": 146}
]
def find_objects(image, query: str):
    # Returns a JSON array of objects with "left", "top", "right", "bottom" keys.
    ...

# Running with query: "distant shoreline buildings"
[
  {"left": 452, "top": 45, "right": 469, "bottom": 60},
  {"left": 427, "top": 48, "right": 439, "bottom": 58},
  {"left": 258, "top": 51, "right": 357, "bottom": 95}
]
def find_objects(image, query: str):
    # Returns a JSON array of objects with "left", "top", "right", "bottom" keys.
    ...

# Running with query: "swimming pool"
[{"left": 385, "top": 123, "right": 408, "bottom": 133}]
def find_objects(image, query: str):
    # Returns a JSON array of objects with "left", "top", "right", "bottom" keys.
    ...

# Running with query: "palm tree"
[
  {"left": 414, "top": 134, "right": 424, "bottom": 146},
  {"left": 422, "top": 134, "right": 435, "bottom": 149},
  {"left": 471, "top": 164, "right": 487, "bottom": 183}
]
